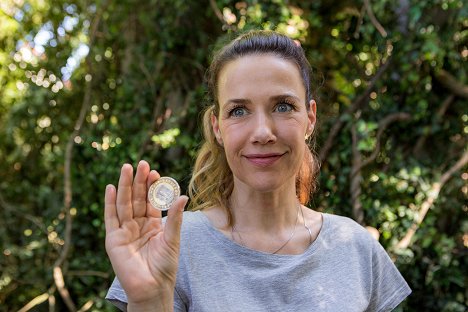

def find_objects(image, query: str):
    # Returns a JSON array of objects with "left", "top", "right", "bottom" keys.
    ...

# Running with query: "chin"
[{"left": 236, "top": 172, "right": 296, "bottom": 194}]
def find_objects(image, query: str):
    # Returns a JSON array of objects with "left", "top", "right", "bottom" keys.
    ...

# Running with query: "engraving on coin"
[{"left": 148, "top": 177, "right": 180, "bottom": 211}]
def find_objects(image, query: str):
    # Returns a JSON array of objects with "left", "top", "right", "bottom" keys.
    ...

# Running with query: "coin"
[{"left": 148, "top": 177, "right": 180, "bottom": 211}]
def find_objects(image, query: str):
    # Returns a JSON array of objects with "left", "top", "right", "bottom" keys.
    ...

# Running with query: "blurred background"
[{"left": 0, "top": 0, "right": 466, "bottom": 311}]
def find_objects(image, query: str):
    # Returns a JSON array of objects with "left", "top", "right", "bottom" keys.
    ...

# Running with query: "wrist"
[{"left": 127, "top": 293, "right": 174, "bottom": 312}]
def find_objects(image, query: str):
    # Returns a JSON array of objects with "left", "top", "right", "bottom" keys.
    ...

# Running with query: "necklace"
[
  {"left": 231, "top": 204, "right": 308, "bottom": 254},
  {"left": 301, "top": 204, "right": 313, "bottom": 245}
]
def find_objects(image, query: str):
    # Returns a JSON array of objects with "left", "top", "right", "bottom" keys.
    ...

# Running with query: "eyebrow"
[{"left": 223, "top": 93, "right": 301, "bottom": 107}]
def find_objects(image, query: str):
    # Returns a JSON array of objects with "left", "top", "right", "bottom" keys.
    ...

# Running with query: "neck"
[{"left": 228, "top": 177, "right": 299, "bottom": 233}]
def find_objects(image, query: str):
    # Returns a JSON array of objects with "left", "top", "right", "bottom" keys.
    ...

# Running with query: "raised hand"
[{"left": 104, "top": 161, "right": 188, "bottom": 310}]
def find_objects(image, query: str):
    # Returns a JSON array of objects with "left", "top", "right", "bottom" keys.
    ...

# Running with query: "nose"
[{"left": 250, "top": 112, "right": 276, "bottom": 144}]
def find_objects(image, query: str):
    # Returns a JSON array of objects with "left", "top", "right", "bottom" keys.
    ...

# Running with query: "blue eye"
[
  {"left": 230, "top": 107, "right": 247, "bottom": 117},
  {"left": 275, "top": 103, "right": 293, "bottom": 113}
]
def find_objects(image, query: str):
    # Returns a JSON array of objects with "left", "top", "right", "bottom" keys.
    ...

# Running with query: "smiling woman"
[
  {"left": 104, "top": 30, "right": 411, "bottom": 312},
  {"left": 211, "top": 53, "right": 316, "bottom": 202}
]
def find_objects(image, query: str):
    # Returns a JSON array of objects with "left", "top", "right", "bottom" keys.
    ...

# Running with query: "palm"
[{"left": 104, "top": 161, "right": 187, "bottom": 304}]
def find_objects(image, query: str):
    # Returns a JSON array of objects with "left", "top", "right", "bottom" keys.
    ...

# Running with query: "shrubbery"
[{"left": 0, "top": 0, "right": 466, "bottom": 310}]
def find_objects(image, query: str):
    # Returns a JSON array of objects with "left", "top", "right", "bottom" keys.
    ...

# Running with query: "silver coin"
[{"left": 148, "top": 177, "right": 180, "bottom": 211}]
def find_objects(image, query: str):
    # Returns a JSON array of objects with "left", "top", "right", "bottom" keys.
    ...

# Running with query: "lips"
[{"left": 243, "top": 153, "right": 285, "bottom": 167}]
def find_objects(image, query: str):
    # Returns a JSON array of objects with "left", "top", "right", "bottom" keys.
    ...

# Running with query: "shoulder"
[
  {"left": 179, "top": 210, "right": 212, "bottom": 241},
  {"left": 181, "top": 210, "right": 208, "bottom": 229},
  {"left": 163, "top": 210, "right": 205, "bottom": 228},
  {"left": 323, "top": 213, "right": 371, "bottom": 237},
  {"left": 181, "top": 210, "right": 204, "bottom": 224},
  {"left": 162, "top": 211, "right": 208, "bottom": 244},
  {"left": 322, "top": 213, "right": 377, "bottom": 252}
]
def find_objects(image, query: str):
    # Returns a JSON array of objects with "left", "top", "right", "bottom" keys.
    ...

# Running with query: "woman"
[{"left": 105, "top": 30, "right": 411, "bottom": 311}]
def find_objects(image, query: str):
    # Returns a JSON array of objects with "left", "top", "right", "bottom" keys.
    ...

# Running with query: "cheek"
[
  {"left": 219, "top": 130, "right": 239, "bottom": 159},
  {"left": 282, "top": 124, "right": 306, "bottom": 142},
  {"left": 283, "top": 129, "right": 307, "bottom": 157},
  {"left": 220, "top": 122, "right": 244, "bottom": 146},
  {"left": 222, "top": 137, "right": 241, "bottom": 160}
]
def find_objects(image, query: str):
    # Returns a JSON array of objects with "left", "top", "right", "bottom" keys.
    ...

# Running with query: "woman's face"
[{"left": 212, "top": 54, "right": 316, "bottom": 193}]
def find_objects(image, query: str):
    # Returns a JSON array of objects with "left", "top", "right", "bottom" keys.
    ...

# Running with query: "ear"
[
  {"left": 306, "top": 100, "right": 317, "bottom": 137},
  {"left": 210, "top": 112, "right": 223, "bottom": 145}
]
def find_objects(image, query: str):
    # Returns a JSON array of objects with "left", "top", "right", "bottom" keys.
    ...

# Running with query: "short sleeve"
[
  {"left": 366, "top": 240, "right": 411, "bottom": 312},
  {"left": 106, "top": 278, "right": 128, "bottom": 311}
]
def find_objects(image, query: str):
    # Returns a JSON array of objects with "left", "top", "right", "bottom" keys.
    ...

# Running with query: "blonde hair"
[
  {"left": 188, "top": 106, "right": 234, "bottom": 222},
  {"left": 188, "top": 30, "right": 320, "bottom": 225}
]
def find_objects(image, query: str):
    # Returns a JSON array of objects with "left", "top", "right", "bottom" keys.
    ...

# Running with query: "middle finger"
[{"left": 132, "top": 160, "right": 150, "bottom": 218}]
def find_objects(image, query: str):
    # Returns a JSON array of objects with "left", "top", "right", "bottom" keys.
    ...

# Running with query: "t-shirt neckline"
[{"left": 194, "top": 210, "right": 329, "bottom": 259}]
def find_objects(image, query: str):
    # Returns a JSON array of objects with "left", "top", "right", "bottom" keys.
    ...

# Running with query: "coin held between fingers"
[{"left": 148, "top": 177, "right": 181, "bottom": 211}]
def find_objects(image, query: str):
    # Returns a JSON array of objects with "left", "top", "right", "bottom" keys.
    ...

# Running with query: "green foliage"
[{"left": 0, "top": 0, "right": 467, "bottom": 311}]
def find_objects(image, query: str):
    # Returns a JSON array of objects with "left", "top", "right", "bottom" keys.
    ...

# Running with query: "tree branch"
[
  {"left": 68, "top": 270, "right": 110, "bottom": 278},
  {"left": 319, "top": 58, "right": 392, "bottom": 163},
  {"left": 413, "top": 94, "right": 454, "bottom": 155},
  {"left": 53, "top": 3, "right": 108, "bottom": 311},
  {"left": 53, "top": 267, "right": 75, "bottom": 311},
  {"left": 48, "top": 288, "right": 56, "bottom": 312},
  {"left": 351, "top": 112, "right": 411, "bottom": 176},
  {"left": 209, "top": 0, "right": 224, "bottom": 24},
  {"left": 0, "top": 192, "right": 48, "bottom": 236},
  {"left": 349, "top": 112, "right": 410, "bottom": 224},
  {"left": 435, "top": 69, "right": 468, "bottom": 99},
  {"left": 137, "top": 57, "right": 165, "bottom": 159},
  {"left": 350, "top": 122, "right": 364, "bottom": 224},
  {"left": 363, "top": 0, "right": 387, "bottom": 37},
  {"left": 208, "top": 0, "right": 235, "bottom": 29},
  {"left": 18, "top": 292, "right": 49, "bottom": 312},
  {"left": 394, "top": 149, "right": 468, "bottom": 250},
  {"left": 353, "top": 5, "right": 366, "bottom": 39},
  {"left": 77, "top": 299, "right": 94, "bottom": 312},
  {"left": 18, "top": 286, "right": 56, "bottom": 312}
]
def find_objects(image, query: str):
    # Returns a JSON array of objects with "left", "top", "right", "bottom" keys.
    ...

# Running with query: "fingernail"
[{"left": 180, "top": 196, "right": 189, "bottom": 211}]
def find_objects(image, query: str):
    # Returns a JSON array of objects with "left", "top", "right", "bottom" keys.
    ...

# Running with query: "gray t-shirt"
[{"left": 107, "top": 211, "right": 411, "bottom": 311}]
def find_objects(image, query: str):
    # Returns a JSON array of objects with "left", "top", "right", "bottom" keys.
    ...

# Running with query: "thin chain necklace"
[
  {"left": 231, "top": 203, "right": 307, "bottom": 254},
  {"left": 301, "top": 204, "right": 313, "bottom": 245}
]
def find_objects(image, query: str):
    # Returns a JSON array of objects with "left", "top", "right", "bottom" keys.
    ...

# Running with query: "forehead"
[{"left": 217, "top": 54, "right": 305, "bottom": 103}]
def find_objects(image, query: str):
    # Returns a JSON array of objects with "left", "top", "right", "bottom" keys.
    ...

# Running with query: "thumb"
[{"left": 164, "top": 195, "right": 189, "bottom": 246}]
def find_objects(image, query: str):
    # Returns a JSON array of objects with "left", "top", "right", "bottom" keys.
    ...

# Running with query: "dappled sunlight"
[{"left": 0, "top": 0, "right": 466, "bottom": 311}]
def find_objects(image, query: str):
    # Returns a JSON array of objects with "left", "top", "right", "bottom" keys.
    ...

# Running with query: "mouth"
[{"left": 243, "top": 153, "right": 285, "bottom": 167}]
